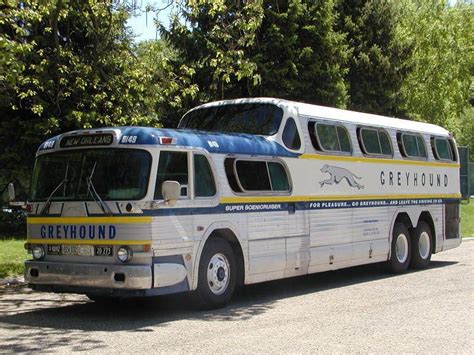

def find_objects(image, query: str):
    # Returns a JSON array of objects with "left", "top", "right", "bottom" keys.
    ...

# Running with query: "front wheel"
[
  {"left": 387, "top": 222, "right": 411, "bottom": 273},
  {"left": 194, "top": 238, "right": 236, "bottom": 309},
  {"left": 410, "top": 221, "right": 432, "bottom": 269}
]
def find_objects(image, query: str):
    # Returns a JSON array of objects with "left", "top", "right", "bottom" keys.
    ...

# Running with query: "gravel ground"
[{"left": 0, "top": 240, "right": 472, "bottom": 354}]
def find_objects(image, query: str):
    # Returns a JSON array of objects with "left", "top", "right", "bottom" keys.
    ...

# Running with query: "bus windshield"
[
  {"left": 179, "top": 103, "right": 283, "bottom": 135},
  {"left": 30, "top": 149, "right": 151, "bottom": 201}
]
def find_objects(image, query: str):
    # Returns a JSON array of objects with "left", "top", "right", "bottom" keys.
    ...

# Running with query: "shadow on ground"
[{"left": 0, "top": 260, "right": 457, "bottom": 352}]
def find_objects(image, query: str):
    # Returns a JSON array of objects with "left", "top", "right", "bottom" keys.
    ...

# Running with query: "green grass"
[
  {"left": 461, "top": 200, "right": 474, "bottom": 238},
  {"left": 0, "top": 239, "right": 28, "bottom": 279}
]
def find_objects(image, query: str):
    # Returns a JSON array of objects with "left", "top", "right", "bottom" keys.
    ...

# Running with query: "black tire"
[
  {"left": 410, "top": 221, "right": 432, "bottom": 269},
  {"left": 194, "top": 238, "right": 236, "bottom": 309},
  {"left": 387, "top": 222, "right": 411, "bottom": 273},
  {"left": 86, "top": 294, "right": 114, "bottom": 303}
]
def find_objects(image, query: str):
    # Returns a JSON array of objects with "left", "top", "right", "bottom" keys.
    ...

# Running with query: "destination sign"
[{"left": 60, "top": 134, "right": 113, "bottom": 148}]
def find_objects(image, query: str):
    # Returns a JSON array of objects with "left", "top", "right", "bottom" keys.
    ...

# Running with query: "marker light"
[
  {"left": 32, "top": 245, "right": 45, "bottom": 260},
  {"left": 117, "top": 246, "right": 133, "bottom": 263},
  {"left": 159, "top": 137, "right": 175, "bottom": 145}
]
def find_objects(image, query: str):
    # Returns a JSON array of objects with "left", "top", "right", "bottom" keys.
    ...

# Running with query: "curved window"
[
  {"left": 431, "top": 137, "right": 456, "bottom": 161},
  {"left": 309, "top": 122, "right": 351, "bottom": 154},
  {"left": 358, "top": 127, "right": 393, "bottom": 156},
  {"left": 179, "top": 103, "right": 283, "bottom": 135},
  {"left": 398, "top": 132, "right": 427, "bottom": 159},
  {"left": 282, "top": 117, "right": 301, "bottom": 150},
  {"left": 225, "top": 158, "right": 290, "bottom": 193}
]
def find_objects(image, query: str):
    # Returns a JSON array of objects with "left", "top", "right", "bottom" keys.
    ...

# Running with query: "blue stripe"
[
  {"left": 39, "top": 127, "right": 299, "bottom": 157},
  {"left": 140, "top": 197, "right": 452, "bottom": 217}
]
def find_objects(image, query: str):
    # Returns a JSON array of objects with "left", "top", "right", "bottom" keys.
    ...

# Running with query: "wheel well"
[
  {"left": 394, "top": 212, "right": 413, "bottom": 231},
  {"left": 207, "top": 229, "right": 245, "bottom": 286},
  {"left": 418, "top": 211, "right": 436, "bottom": 253}
]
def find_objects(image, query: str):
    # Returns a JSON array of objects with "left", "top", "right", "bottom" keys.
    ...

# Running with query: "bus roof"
[{"left": 187, "top": 97, "right": 451, "bottom": 136}]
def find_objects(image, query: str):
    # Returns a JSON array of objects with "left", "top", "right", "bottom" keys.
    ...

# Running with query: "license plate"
[
  {"left": 47, "top": 244, "right": 112, "bottom": 257},
  {"left": 62, "top": 244, "right": 94, "bottom": 256},
  {"left": 95, "top": 246, "right": 113, "bottom": 257}
]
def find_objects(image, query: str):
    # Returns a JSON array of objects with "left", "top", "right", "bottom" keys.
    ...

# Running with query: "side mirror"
[
  {"left": 162, "top": 180, "right": 180, "bottom": 207},
  {"left": 8, "top": 183, "right": 15, "bottom": 202}
]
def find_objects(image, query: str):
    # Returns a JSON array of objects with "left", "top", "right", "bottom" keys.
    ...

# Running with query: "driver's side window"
[{"left": 154, "top": 151, "right": 188, "bottom": 199}]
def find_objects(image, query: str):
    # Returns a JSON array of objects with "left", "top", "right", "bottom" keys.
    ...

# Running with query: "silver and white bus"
[{"left": 17, "top": 98, "right": 462, "bottom": 308}]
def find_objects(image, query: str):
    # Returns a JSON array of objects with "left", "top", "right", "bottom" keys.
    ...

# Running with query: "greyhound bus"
[{"left": 12, "top": 98, "right": 462, "bottom": 308}]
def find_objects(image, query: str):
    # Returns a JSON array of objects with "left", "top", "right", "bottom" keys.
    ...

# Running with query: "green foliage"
[
  {"left": 337, "top": 0, "right": 413, "bottom": 117},
  {"left": 398, "top": 0, "right": 473, "bottom": 130},
  {"left": 0, "top": 0, "right": 164, "bottom": 177},
  {"left": 251, "top": 0, "right": 350, "bottom": 107},
  {"left": 457, "top": 105, "right": 474, "bottom": 160},
  {"left": 160, "top": 0, "right": 350, "bottom": 126},
  {"left": 159, "top": 0, "right": 264, "bottom": 126}
]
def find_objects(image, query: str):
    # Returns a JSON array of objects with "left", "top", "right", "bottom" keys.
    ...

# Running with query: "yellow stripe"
[
  {"left": 299, "top": 154, "right": 460, "bottom": 168},
  {"left": 26, "top": 239, "right": 150, "bottom": 246},
  {"left": 27, "top": 216, "right": 152, "bottom": 225},
  {"left": 220, "top": 193, "right": 461, "bottom": 204}
]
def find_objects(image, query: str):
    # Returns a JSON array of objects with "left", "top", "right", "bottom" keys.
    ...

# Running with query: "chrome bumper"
[{"left": 25, "top": 261, "right": 152, "bottom": 290}]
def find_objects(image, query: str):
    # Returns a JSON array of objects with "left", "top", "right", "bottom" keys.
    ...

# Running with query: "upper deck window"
[
  {"left": 358, "top": 127, "right": 393, "bottom": 156},
  {"left": 431, "top": 137, "right": 456, "bottom": 161},
  {"left": 282, "top": 117, "right": 301, "bottom": 150},
  {"left": 179, "top": 103, "right": 283, "bottom": 135},
  {"left": 308, "top": 121, "right": 351, "bottom": 154},
  {"left": 30, "top": 149, "right": 151, "bottom": 201},
  {"left": 398, "top": 132, "right": 427, "bottom": 159},
  {"left": 225, "top": 158, "right": 290, "bottom": 193}
]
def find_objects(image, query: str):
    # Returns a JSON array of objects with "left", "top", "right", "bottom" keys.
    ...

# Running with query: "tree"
[
  {"left": 0, "top": 0, "right": 161, "bottom": 181},
  {"left": 251, "top": 0, "right": 350, "bottom": 107},
  {"left": 160, "top": 0, "right": 263, "bottom": 121},
  {"left": 397, "top": 0, "right": 473, "bottom": 131},
  {"left": 336, "top": 0, "right": 413, "bottom": 117},
  {"left": 160, "top": 0, "right": 350, "bottom": 126}
]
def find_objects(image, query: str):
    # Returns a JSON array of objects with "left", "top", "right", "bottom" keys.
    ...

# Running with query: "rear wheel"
[
  {"left": 387, "top": 222, "right": 411, "bottom": 273},
  {"left": 410, "top": 221, "right": 432, "bottom": 269},
  {"left": 194, "top": 238, "right": 236, "bottom": 309}
]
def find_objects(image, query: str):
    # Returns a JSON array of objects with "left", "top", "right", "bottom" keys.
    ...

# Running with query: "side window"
[
  {"left": 359, "top": 127, "right": 393, "bottom": 156},
  {"left": 431, "top": 137, "right": 455, "bottom": 161},
  {"left": 379, "top": 131, "right": 393, "bottom": 155},
  {"left": 235, "top": 161, "right": 271, "bottom": 191},
  {"left": 313, "top": 122, "right": 351, "bottom": 154},
  {"left": 194, "top": 154, "right": 216, "bottom": 197},
  {"left": 225, "top": 158, "right": 290, "bottom": 193},
  {"left": 398, "top": 133, "right": 427, "bottom": 159},
  {"left": 268, "top": 162, "right": 290, "bottom": 191},
  {"left": 282, "top": 117, "right": 301, "bottom": 150},
  {"left": 155, "top": 151, "right": 188, "bottom": 199}
]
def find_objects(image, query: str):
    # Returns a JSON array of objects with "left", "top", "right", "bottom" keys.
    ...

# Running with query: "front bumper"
[{"left": 25, "top": 260, "right": 152, "bottom": 290}]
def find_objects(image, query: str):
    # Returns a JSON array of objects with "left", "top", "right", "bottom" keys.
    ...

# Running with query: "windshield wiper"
[
  {"left": 40, "top": 164, "right": 69, "bottom": 215},
  {"left": 86, "top": 161, "right": 113, "bottom": 216}
]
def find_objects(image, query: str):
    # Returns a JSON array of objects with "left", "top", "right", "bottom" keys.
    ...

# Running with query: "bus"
[{"left": 12, "top": 98, "right": 462, "bottom": 308}]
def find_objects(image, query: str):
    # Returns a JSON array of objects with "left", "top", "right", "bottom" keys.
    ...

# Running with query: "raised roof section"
[{"left": 186, "top": 97, "right": 450, "bottom": 136}]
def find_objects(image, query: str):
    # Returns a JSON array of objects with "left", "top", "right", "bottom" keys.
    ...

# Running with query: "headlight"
[
  {"left": 117, "top": 246, "right": 132, "bottom": 263},
  {"left": 32, "top": 245, "right": 45, "bottom": 260}
]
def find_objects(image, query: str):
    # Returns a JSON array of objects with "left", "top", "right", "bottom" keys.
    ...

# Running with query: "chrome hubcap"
[
  {"left": 207, "top": 253, "right": 230, "bottom": 295},
  {"left": 419, "top": 232, "right": 430, "bottom": 259},
  {"left": 395, "top": 233, "right": 409, "bottom": 263}
]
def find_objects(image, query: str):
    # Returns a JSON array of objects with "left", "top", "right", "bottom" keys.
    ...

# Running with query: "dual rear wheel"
[{"left": 387, "top": 221, "right": 432, "bottom": 273}]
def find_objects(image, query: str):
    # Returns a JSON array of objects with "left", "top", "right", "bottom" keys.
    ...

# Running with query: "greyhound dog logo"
[{"left": 319, "top": 164, "right": 364, "bottom": 189}]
